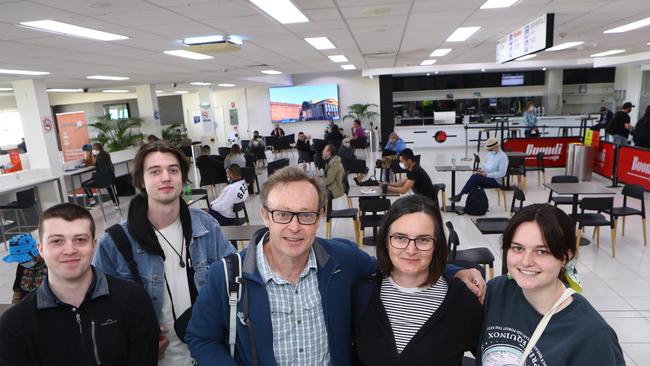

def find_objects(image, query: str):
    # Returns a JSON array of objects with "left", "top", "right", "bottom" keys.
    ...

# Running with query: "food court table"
[
  {"left": 221, "top": 224, "right": 266, "bottom": 241},
  {"left": 346, "top": 186, "right": 400, "bottom": 198},
  {"left": 435, "top": 165, "right": 473, "bottom": 213}
]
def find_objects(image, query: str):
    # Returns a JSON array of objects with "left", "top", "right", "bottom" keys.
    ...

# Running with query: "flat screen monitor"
[
  {"left": 269, "top": 84, "right": 339, "bottom": 123},
  {"left": 501, "top": 73, "right": 525, "bottom": 86}
]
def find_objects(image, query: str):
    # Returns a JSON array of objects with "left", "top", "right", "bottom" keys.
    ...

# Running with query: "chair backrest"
[
  {"left": 312, "top": 138, "right": 327, "bottom": 153},
  {"left": 313, "top": 153, "right": 325, "bottom": 170},
  {"left": 551, "top": 175, "right": 578, "bottom": 183},
  {"left": 244, "top": 153, "right": 255, "bottom": 168},
  {"left": 218, "top": 147, "right": 230, "bottom": 157},
  {"left": 233, "top": 201, "right": 248, "bottom": 223},
  {"left": 197, "top": 158, "right": 227, "bottom": 186},
  {"left": 473, "top": 154, "right": 480, "bottom": 171},
  {"left": 359, "top": 197, "right": 391, "bottom": 214},
  {"left": 285, "top": 134, "right": 295, "bottom": 143},
  {"left": 536, "top": 152, "right": 545, "bottom": 168},
  {"left": 622, "top": 184, "right": 645, "bottom": 201},
  {"left": 327, "top": 139, "right": 342, "bottom": 149},
  {"left": 240, "top": 167, "right": 256, "bottom": 185},
  {"left": 265, "top": 135, "right": 277, "bottom": 146},
  {"left": 17, "top": 188, "right": 35, "bottom": 208},
  {"left": 580, "top": 197, "right": 614, "bottom": 211},
  {"left": 180, "top": 146, "right": 193, "bottom": 159},
  {"left": 267, "top": 158, "right": 290, "bottom": 176},
  {"left": 273, "top": 137, "right": 292, "bottom": 150},
  {"left": 508, "top": 156, "right": 525, "bottom": 170},
  {"left": 445, "top": 221, "right": 460, "bottom": 257},
  {"left": 510, "top": 186, "right": 526, "bottom": 212},
  {"left": 342, "top": 158, "right": 367, "bottom": 174},
  {"left": 241, "top": 139, "right": 250, "bottom": 151}
]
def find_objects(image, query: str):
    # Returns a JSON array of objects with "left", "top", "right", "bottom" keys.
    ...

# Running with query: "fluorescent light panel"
[
  {"left": 590, "top": 49, "right": 626, "bottom": 57},
  {"left": 261, "top": 70, "right": 282, "bottom": 75},
  {"left": 515, "top": 54, "right": 537, "bottom": 61},
  {"left": 446, "top": 26, "right": 481, "bottom": 42},
  {"left": 305, "top": 37, "right": 335, "bottom": 50},
  {"left": 340, "top": 64, "right": 356, "bottom": 70},
  {"left": 545, "top": 41, "right": 583, "bottom": 51},
  {"left": 102, "top": 90, "right": 129, "bottom": 93},
  {"left": 480, "top": 0, "right": 519, "bottom": 9},
  {"left": 47, "top": 88, "right": 83, "bottom": 92},
  {"left": 249, "top": 0, "right": 308, "bottom": 24},
  {"left": 604, "top": 17, "right": 650, "bottom": 33},
  {"left": 156, "top": 90, "right": 163, "bottom": 93},
  {"left": 328, "top": 55, "right": 348, "bottom": 63},
  {"left": 174, "top": 90, "right": 189, "bottom": 94},
  {"left": 0, "top": 88, "right": 12, "bottom": 91},
  {"left": 191, "top": 82, "right": 212, "bottom": 86},
  {"left": 420, "top": 59, "right": 437, "bottom": 66},
  {"left": 164, "top": 50, "right": 213, "bottom": 60},
  {"left": 0, "top": 68, "right": 49, "bottom": 75},
  {"left": 183, "top": 35, "right": 224, "bottom": 44},
  {"left": 19, "top": 20, "right": 128, "bottom": 41},
  {"left": 87, "top": 75, "right": 129, "bottom": 81},
  {"left": 218, "top": 83, "right": 236, "bottom": 87},
  {"left": 429, "top": 48, "right": 451, "bottom": 57}
]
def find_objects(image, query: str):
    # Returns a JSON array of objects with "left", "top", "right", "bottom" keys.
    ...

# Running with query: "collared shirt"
[
  {"left": 483, "top": 149, "right": 508, "bottom": 180},
  {"left": 256, "top": 236, "right": 330, "bottom": 366}
]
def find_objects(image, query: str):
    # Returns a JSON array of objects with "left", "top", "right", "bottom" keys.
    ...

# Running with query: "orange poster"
[{"left": 56, "top": 111, "right": 90, "bottom": 162}]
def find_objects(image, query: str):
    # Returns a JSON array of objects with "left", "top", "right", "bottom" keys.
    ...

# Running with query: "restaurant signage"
[
  {"left": 593, "top": 141, "right": 615, "bottom": 179},
  {"left": 616, "top": 145, "right": 650, "bottom": 190},
  {"left": 503, "top": 136, "right": 581, "bottom": 167}
]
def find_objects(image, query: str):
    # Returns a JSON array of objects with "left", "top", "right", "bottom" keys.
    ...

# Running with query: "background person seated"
[
  {"left": 224, "top": 143, "right": 246, "bottom": 168},
  {"left": 384, "top": 132, "right": 406, "bottom": 154},
  {"left": 384, "top": 148, "right": 435, "bottom": 198},
  {"left": 450, "top": 137, "right": 508, "bottom": 202},
  {"left": 270, "top": 123, "right": 285, "bottom": 137},
  {"left": 208, "top": 164, "right": 249, "bottom": 226}
]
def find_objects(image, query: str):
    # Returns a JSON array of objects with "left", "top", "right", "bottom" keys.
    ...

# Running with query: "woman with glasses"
[
  {"left": 353, "top": 195, "right": 483, "bottom": 365},
  {"left": 478, "top": 204, "right": 624, "bottom": 365}
]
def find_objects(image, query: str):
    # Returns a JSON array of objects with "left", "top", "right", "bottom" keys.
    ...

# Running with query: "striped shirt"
[
  {"left": 256, "top": 239, "right": 330, "bottom": 365},
  {"left": 380, "top": 276, "right": 448, "bottom": 353}
]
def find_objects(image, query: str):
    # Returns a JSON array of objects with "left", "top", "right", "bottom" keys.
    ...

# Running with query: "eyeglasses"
[
  {"left": 389, "top": 234, "right": 435, "bottom": 251},
  {"left": 264, "top": 207, "right": 320, "bottom": 225}
]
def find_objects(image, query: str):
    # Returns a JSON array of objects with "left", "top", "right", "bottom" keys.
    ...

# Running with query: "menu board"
[{"left": 496, "top": 13, "right": 554, "bottom": 64}]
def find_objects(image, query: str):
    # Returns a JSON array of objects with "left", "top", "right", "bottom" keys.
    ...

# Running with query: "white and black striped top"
[{"left": 380, "top": 276, "right": 448, "bottom": 354}]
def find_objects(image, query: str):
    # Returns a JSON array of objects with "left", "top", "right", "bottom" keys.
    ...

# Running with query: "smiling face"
[
  {"left": 387, "top": 212, "right": 435, "bottom": 285},
  {"left": 261, "top": 180, "right": 322, "bottom": 263},
  {"left": 507, "top": 221, "right": 565, "bottom": 293},
  {"left": 38, "top": 218, "right": 95, "bottom": 284},
  {"left": 142, "top": 151, "right": 183, "bottom": 205}
]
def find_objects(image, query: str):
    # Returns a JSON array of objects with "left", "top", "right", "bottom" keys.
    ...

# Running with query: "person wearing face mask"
[
  {"left": 384, "top": 148, "right": 435, "bottom": 200},
  {"left": 523, "top": 101, "right": 539, "bottom": 137},
  {"left": 81, "top": 142, "right": 119, "bottom": 208},
  {"left": 208, "top": 164, "right": 249, "bottom": 226},
  {"left": 3, "top": 234, "right": 48, "bottom": 304},
  {"left": 450, "top": 138, "right": 508, "bottom": 203}
]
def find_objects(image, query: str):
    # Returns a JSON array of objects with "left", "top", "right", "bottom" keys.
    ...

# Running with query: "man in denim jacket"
[{"left": 93, "top": 141, "right": 234, "bottom": 366}]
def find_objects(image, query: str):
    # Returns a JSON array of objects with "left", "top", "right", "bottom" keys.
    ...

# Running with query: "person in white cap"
[{"left": 450, "top": 137, "right": 508, "bottom": 202}]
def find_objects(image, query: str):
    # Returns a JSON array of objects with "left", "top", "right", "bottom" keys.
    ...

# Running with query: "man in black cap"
[
  {"left": 610, "top": 102, "right": 635, "bottom": 145},
  {"left": 594, "top": 106, "right": 613, "bottom": 131}
]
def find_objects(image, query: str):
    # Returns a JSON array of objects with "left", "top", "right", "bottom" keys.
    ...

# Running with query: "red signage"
[
  {"left": 503, "top": 137, "right": 581, "bottom": 167},
  {"left": 616, "top": 145, "right": 650, "bottom": 190},
  {"left": 593, "top": 141, "right": 615, "bottom": 179}
]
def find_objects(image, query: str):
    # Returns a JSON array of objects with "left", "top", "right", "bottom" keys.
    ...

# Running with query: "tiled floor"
[{"left": 1, "top": 145, "right": 649, "bottom": 365}]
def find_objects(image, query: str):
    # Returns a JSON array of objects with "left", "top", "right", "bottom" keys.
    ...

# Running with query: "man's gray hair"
[{"left": 261, "top": 166, "right": 327, "bottom": 211}]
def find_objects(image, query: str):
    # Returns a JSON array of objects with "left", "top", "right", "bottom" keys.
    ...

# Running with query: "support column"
[
  {"left": 614, "top": 65, "right": 643, "bottom": 120},
  {"left": 379, "top": 75, "right": 393, "bottom": 145},
  {"left": 197, "top": 87, "right": 220, "bottom": 148},
  {"left": 136, "top": 84, "right": 162, "bottom": 139},
  {"left": 12, "top": 79, "right": 64, "bottom": 208},
  {"left": 544, "top": 69, "right": 563, "bottom": 115}
]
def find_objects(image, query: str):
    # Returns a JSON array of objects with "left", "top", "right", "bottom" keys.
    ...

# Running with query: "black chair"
[
  {"left": 272, "top": 137, "right": 293, "bottom": 157},
  {"left": 240, "top": 139, "right": 250, "bottom": 151},
  {"left": 232, "top": 202, "right": 249, "bottom": 226},
  {"left": 0, "top": 188, "right": 38, "bottom": 246},
  {"left": 510, "top": 186, "right": 526, "bottom": 216},
  {"left": 359, "top": 197, "right": 391, "bottom": 246},
  {"left": 327, "top": 139, "right": 342, "bottom": 149},
  {"left": 548, "top": 175, "right": 579, "bottom": 207},
  {"left": 312, "top": 138, "right": 327, "bottom": 153},
  {"left": 267, "top": 158, "right": 290, "bottom": 177},
  {"left": 250, "top": 144, "right": 267, "bottom": 168},
  {"left": 325, "top": 191, "right": 360, "bottom": 244},
  {"left": 196, "top": 156, "right": 228, "bottom": 196},
  {"left": 264, "top": 135, "right": 277, "bottom": 150},
  {"left": 576, "top": 197, "right": 616, "bottom": 257},
  {"left": 313, "top": 152, "right": 326, "bottom": 171},
  {"left": 244, "top": 153, "right": 256, "bottom": 168},
  {"left": 603, "top": 184, "right": 646, "bottom": 246},
  {"left": 506, "top": 156, "right": 527, "bottom": 192},
  {"left": 350, "top": 136, "right": 369, "bottom": 158},
  {"left": 342, "top": 158, "right": 368, "bottom": 176},
  {"left": 218, "top": 147, "right": 230, "bottom": 157},
  {"left": 472, "top": 153, "right": 480, "bottom": 171},
  {"left": 526, "top": 152, "right": 546, "bottom": 186},
  {"left": 180, "top": 146, "right": 193, "bottom": 162},
  {"left": 446, "top": 221, "right": 495, "bottom": 279},
  {"left": 240, "top": 167, "right": 260, "bottom": 195},
  {"left": 189, "top": 188, "right": 211, "bottom": 207}
]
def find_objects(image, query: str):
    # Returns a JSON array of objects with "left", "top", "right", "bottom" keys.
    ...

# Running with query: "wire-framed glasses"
[{"left": 264, "top": 207, "right": 320, "bottom": 225}]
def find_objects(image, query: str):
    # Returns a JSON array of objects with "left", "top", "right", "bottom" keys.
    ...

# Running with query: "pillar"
[
  {"left": 136, "top": 84, "right": 162, "bottom": 139},
  {"left": 544, "top": 69, "right": 563, "bottom": 115},
  {"left": 614, "top": 65, "right": 642, "bottom": 120},
  {"left": 197, "top": 87, "right": 220, "bottom": 147}
]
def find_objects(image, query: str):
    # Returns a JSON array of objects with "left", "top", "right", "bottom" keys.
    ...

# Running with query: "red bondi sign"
[
  {"left": 593, "top": 141, "right": 615, "bottom": 179},
  {"left": 503, "top": 137, "right": 581, "bottom": 167},
  {"left": 616, "top": 146, "right": 650, "bottom": 190}
]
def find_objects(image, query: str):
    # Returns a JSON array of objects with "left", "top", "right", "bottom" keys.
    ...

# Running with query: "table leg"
[
  {"left": 445, "top": 170, "right": 464, "bottom": 213},
  {"left": 572, "top": 194, "right": 590, "bottom": 246}
]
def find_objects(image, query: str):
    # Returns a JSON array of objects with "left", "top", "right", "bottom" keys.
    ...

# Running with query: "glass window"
[
  {"left": 103, "top": 103, "right": 130, "bottom": 119},
  {"left": 0, "top": 110, "right": 25, "bottom": 146}
]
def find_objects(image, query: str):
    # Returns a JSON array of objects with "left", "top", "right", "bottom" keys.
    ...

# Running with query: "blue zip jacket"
[{"left": 186, "top": 237, "right": 377, "bottom": 366}]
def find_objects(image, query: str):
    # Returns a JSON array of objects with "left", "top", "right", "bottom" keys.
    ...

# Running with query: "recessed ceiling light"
[
  {"left": 420, "top": 59, "right": 437, "bottom": 66},
  {"left": 545, "top": 41, "right": 583, "bottom": 51},
  {"left": 426, "top": 73, "right": 431, "bottom": 76},
  {"left": 191, "top": 82, "right": 212, "bottom": 86},
  {"left": 249, "top": 0, "right": 309, "bottom": 24},
  {"left": 604, "top": 17, "right": 650, "bottom": 33},
  {"left": 47, "top": 88, "right": 83, "bottom": 93},
  {"left": 515, "top": 54, "right": 537, "bottom": 61},
  {"left": 446, "top": 27, "right": 481, "bottom": 42},
  {"left": 87, "top": 75, "right": 129, "bottom": 81},
  {"left": 0, "top": 68, "right": 49, "bottom": 75},
  {"left": 156, "top": 90, "right": 163, "bottom": 93},
  {"left": 305, "top": 37, "right": 336, "bottom": 50},
  {"left": 164, "top": 50, "right": 213, "bottom": 60},
  {"left": 435, "top": 71, "right": 439, "bottom": 74},
  {"left": 542, "top": 68, "right": 547, "bottom": 71},
  {"left": 183, "top": 35, "right": 224, "bottom": 44},
  {"left": 102, "top": 89, "right": 129, "bottom": 93},
  {"left": 218, "top": 83, "right": 236, "bottom": 87},
  {"left": 368, "top": 75, "right": 373, "bottom": 79},
  {"left": 0, "top": 88, "right": 13, "bottom": 91},
  {"left": 481, "top": 68, "right": 486, "bottom": 72},
  {"left": 261, "top": 70, "right": 282, "bottom": 75},
  {"left": 341, "top": 64, "right": 356, "bottom": 70},
  {"left": 174, "top": 90, "right": 189, "bottom": 94},
  {"left": 430, "top": 48, "right": 452, "bottom": 57},
  {"left": 328, "top": 55, "right": 348, "bottom": 63},
  {"left": 480, "top": 0, "right": 519, "bottom": 9},
  {"left": 19, "top": 20, "right": 128, "bottom": 41},
  {"left": 590, "top": 49, "right": 626, "bottom": 57}
]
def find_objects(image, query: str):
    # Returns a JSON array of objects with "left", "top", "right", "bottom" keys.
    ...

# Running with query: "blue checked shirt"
[{"left": 256, "top": 240, "right": 330, "bottom": 365}]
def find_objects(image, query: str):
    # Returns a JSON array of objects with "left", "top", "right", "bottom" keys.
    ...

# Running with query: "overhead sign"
[{"left": 496, "top": 13, "right": 554, "bottom": 64}]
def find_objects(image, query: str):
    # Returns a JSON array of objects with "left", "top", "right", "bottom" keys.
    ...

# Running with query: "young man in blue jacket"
[{"left": 186, "top": 166, "right": 485, "bottom": 365}]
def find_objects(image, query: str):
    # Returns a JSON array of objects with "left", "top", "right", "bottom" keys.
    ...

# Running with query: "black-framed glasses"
[
  {"left": 389, "top": 234, "right": 435, "bottom": 251},
  {"left": 264, "top": 207, "right": 320, "bottom": 225}
]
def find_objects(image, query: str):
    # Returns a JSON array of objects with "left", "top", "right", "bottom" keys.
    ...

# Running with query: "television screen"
[
  {"left": 501, "top": 73, "right": 524, "bottom": 86},
  {"left": 269, "top": 84, "right": 339, "bottom": 123}
]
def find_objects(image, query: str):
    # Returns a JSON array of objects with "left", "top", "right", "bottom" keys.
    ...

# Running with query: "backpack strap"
[
  {"left": 222, "top": 253, "right": 242, "bottom": 358},
  {"left": 106, "top": 224, "right": 142, "bottom": 285}
]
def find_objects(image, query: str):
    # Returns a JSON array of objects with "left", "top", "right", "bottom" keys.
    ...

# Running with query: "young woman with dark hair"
[{"left": 82, "top": 142, "right": 119, "bottom": 208}]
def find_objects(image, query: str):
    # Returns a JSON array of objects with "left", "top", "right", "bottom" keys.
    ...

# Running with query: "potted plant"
[
  {"left": 90, "top": 114, "right": 144, "bottom": 151},
  {"left": 162, "top": 123, "right": 188, "bottom": 145},
  {"left": 342, "top": 103, "right": 379, "bottom": 126}
]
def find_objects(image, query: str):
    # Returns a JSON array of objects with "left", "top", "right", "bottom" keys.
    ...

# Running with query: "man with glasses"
[{"left": 186, "top": 166, "right": 486, "bottom": 365}]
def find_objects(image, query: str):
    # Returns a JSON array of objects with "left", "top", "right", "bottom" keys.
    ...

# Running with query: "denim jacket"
[{"left": 93, "top": 206, "right": 234, "bottom": 320}]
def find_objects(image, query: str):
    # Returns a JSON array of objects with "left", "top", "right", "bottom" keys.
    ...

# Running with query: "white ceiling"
[{"left": 1, "top": 0, "right": 650, "bottom": 92}]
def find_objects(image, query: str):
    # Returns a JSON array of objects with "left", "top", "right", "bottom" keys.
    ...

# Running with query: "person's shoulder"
[{"left": 189, "top": 207, "right": 217, "bottom": 223}]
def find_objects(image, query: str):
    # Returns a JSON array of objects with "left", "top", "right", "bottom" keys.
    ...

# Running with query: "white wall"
[{"left": 0, "top": 96, "right": 16, "bottom": 109}]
